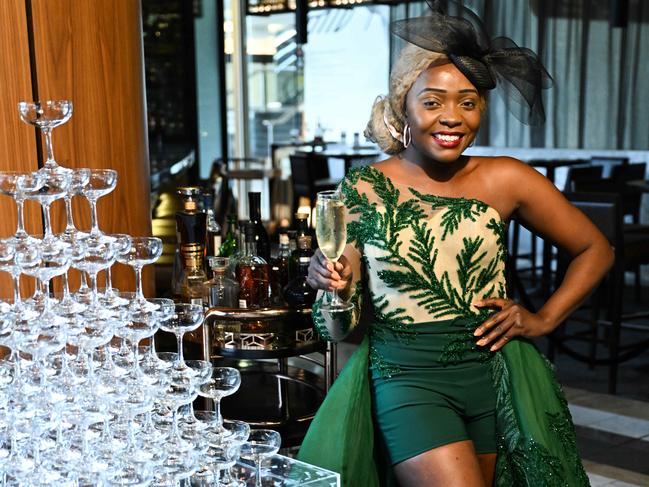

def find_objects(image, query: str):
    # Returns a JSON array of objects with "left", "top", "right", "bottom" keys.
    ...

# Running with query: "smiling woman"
[{"left": 298, "top": 1, "right": 614, "bottom": 487}]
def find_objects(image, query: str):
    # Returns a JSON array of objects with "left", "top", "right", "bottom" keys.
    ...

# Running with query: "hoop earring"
[{"left": 402, "top": 124, "right": 411, "bottom": 148}]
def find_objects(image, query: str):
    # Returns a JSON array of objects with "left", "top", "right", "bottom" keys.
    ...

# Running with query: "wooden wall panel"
[
  {"left": 0, "top": 0, "right": 41, "bottom": 300},
  {"left": 30, "top": 0, "right": 154, "bottom": 296}
]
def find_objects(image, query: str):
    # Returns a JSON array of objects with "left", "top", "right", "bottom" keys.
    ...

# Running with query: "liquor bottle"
[
  {"left": 235, "top": 223, "right": 270, "bottom": 309},
  {"left": 270, "top": 233, "right": 291, "bottom": 306},
  {"left": 219, "top": 214, "right": 238, "bottom": 258},
  {"left": 289, "top": 212, "right": 310, "bottom": 279},
  {"left": 173, "top": 187, "right": 207, "bottom": 300},
  {"left": 283, "top": 235, "right": 316, "bottom": 308},
  {"left": 204, "top": 192, "right": 222, "bottom": 265},
  {"left": 204, "top": 257, "right": 239, "bottom": 308},
  {"left": 176, "top": 187, "right": 207, "bottom": 247},
  {"left": 248, "top": 192, "right": 271, "bottom": 262},
  {"left": 180, "top": 242, "right": 207, "bottom": 306}
]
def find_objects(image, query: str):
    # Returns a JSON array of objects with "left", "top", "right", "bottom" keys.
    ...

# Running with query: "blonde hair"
[{"left": 364, "top": 44, "right": 486, "bottom": 154}]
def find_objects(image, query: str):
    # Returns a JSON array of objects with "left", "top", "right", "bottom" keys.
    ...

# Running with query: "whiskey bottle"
[
  {"left": 173, "top": 187, "right": 207, "bottom": 299},
  {"left": 180, "top": 242, "right": 207, "bottom": 306},
  {"left": 248, "top": 192, "right": 271, "bottom": 262},
  {"left": 176, "top": 187, "right": 207, "bottom": 249},
  {"left": 283, "top": 235, "right": 316, "bottom": 308},
  {"left": 235, "top": 223, "right": 270, "bottom": 309}
]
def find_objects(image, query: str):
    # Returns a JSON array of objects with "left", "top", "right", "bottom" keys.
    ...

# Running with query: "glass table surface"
[{"left": 231, "top": 454, "right": 340, "bottom": 486}]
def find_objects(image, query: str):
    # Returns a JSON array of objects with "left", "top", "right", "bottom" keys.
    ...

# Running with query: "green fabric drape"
[{"left": 298, "top": 336, "right": 589, "bottom": 487}]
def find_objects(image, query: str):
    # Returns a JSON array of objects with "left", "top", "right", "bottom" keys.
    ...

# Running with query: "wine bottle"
[
  {"left": 219, "top": 214, "right": 238, "bottom": 258},
  {"left": 248, "top": 192, "right": 271, "bottom": 262}
]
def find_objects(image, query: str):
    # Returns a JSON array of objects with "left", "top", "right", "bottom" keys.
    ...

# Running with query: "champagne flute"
[
  {"left": 18, "top": 100, "right": 73, "bottom": 173},
  {"left": 315, "top": 190, "right": 353, "bottom": 312}
]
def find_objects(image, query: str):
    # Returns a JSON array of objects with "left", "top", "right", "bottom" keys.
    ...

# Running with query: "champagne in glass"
[{"left": 315, "top": 190, "right": 353, "bottom": 312}]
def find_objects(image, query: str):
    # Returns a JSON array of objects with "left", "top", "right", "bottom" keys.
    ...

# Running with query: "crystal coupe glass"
[
  {"left": 240, "top": 429, "right": 281, "bottom": 487},
  {"left": 80, "top": 169, "right": 118, "bottom": 237},
  {"left": 18, "top": 100, "right": 73, "bottom": 173}
]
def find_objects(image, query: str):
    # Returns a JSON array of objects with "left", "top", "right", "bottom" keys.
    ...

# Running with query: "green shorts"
[{"left": 370, "top": 320, "right": 497, "bottom": 465}]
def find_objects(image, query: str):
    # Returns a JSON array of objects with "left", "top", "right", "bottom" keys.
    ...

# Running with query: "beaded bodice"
[{"left": 334, "top": 165, "right": 509, "bottom": 377}]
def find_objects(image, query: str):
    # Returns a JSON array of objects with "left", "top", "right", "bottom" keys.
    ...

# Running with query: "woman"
[{"left": 299, "top": 3, "right": 612, "bottom": 487}]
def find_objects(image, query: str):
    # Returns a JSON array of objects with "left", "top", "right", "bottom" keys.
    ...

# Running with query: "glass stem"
[
  {"left": 43, "top": 128, "right": 55, "bottom": 165},
  {"left": 215, "top": 398, "right": 222, "bottom": 426},
  {"left": 330, "top": 288, "right": 342, "bottom": 306},
  {"left": 171, "top": 408, "right": 180, "bottom": 438},
  {"left": 256, "top": 458, "right": 263, "bottom": 487},
  {"left": 42, "top": 202, "right": 53, "bottom": 239},
  {"left": 79, "top": 271, "right": 89, "bottom": 292},
  {"left": 62, "top": 271, "right": 71, "bottom": 301},
  {"left": 42, "top": 279, "right": 51, "bottom": 314},
  {"left": 134, "top": 266, "right": 144, "bottom": 301},
  {"left": 106, "top": 266, "right": 113, "bottom": 294},
  {"left": 15, "top": 198, "right": 26, "bottom": 237},
  {"left": 89, "top": 199, "right": 99, "bottom": 236},
  {"left": 176, "top": 331, "right": 185, "bottom": 364},
  {"left": 64, "top": 195, "right": 75, "bottom": 232},
  {"left": 11, "top": 274, "right": 21, "bottom": 307},
  {"left": 146, "top": 334, "right": 158, "bottom": 359},
  {"left": 131, "top": 340, "right": 141, "bottom": 378},
  {"left": 88, "top": 272, "right": 99, "bottom": 308}
]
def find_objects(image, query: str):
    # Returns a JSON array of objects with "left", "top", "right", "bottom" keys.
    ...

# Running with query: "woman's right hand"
[{"left": 306, "top": 249, "right": 352, "bottom": 293}]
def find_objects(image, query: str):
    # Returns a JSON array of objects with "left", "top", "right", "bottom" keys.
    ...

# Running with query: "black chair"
[
  {"left": 564, "top": 165, "right": 603, "bottom": 192},
  {"left": 611, "top": 162, "right": 647, "bottom": 225},
  {"left": 548, "top": 193, "right": 649, "bottom": 394},
  {"left": 575, "top": 162, "right": 648, "bottom": 301},
  {"left": 590, "top": 156, "right": 629, "bottom": 178},
  {"left": 289, "top": 152, "right": 340, "bottom": 217}
]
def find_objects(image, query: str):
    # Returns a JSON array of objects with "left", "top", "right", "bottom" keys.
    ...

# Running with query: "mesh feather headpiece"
[{"left": 391, "top": 0, "right": 553, "bottom": 125}]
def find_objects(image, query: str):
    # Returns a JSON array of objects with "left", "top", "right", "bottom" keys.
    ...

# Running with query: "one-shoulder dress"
[{"left": 298, "top": 165, "right": 590, "bottom": 487}]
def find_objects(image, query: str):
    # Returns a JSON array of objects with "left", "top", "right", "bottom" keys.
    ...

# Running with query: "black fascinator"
[{"left": 391, "top": 0, "right": 553, "bottom": 125}]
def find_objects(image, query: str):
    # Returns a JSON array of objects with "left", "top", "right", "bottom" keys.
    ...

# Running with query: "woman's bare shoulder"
[{"left": 370, "top": 157, "right": 402, "bottom": 175}]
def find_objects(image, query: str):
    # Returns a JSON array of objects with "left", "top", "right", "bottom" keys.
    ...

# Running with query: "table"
[
  {"left": 233, "top": 454, "right": 340, "bottom": 486},
  {"left": 296, "top": 144, "right": 381, "bottom": 173},
  {"left": 627, "top": 179, "right": 649, "bottom": 193}
]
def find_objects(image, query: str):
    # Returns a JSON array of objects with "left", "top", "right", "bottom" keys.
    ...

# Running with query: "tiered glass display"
[{"left": 0, "top": 100, "right": 339, "bottom": 486}]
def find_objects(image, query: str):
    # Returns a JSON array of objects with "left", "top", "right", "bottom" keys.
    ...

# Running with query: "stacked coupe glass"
[{"left": 0, "top": 101, "right": 281, "bottom": 486}]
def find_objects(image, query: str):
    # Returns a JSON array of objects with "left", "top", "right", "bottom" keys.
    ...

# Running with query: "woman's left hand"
[{"left": 473, "top": 298, "right": 553, "bottom": 351}]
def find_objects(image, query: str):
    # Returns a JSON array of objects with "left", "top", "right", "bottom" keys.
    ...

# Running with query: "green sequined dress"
[{"left": 298, "top": 165, "right": 590, "bottom": 487}]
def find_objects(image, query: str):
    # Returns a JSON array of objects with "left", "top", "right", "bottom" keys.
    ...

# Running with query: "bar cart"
[{"left": 195, "top": 306, "right": 337, "bottom": 448}]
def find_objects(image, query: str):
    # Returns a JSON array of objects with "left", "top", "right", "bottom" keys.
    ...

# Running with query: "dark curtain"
[{"left": 391, "top": 0, "right": 649, "bottom": 150}]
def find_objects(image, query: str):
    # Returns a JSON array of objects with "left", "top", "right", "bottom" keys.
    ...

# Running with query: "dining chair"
[
  {"left": 590, "top": 156, "right": 629, "bottom": 178},
  {"left": 548, "top": 192, "right": 649, "bottom": 394},
  {"left": 289, "top": 153, "right": 340, "bottom": 218}
]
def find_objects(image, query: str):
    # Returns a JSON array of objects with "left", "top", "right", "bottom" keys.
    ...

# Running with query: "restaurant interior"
[{"left": 0, "top": 0, "right": 648, "bottom": 485}]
